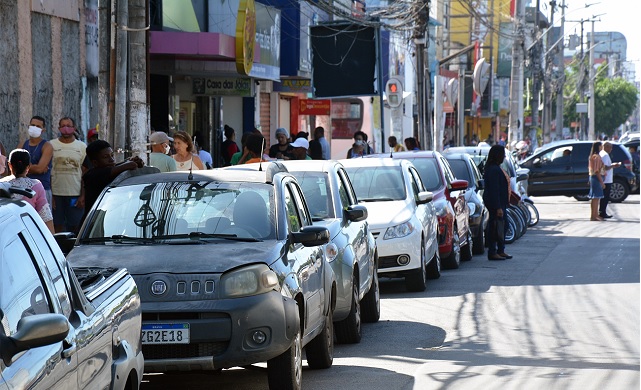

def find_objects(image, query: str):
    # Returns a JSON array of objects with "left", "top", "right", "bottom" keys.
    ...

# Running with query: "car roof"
[
  {"left": 278, "top": 159, "right": 339, "bottom": 174},
  {"left": 377, "top": 150, "right": 440, "bottom": 159},
  {"left": 110, "top": 164, "right": 288, "bottom": 187},
  {"left": 338, "top": 157, "right": 408, "bottom": 168},
  {"left": 442, "top": 152, "right": 471, "bottom": 160}
]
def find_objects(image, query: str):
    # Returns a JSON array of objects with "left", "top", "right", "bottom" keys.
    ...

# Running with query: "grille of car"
[{"left": 143, "top": 342, "right": 228, "bottom": 360}]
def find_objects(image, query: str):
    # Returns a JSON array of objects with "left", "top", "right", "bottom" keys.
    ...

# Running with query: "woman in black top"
[
  {"left": 268, "top": 127, "right": 293, "bottom": 160},
  {"left": 482, "top": 145, "right": 512, "bottom": 260}
]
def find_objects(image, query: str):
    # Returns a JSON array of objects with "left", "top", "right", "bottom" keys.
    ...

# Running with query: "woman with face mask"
[{"left": 148, "top": 131, "right": 177, "bottom": 172}]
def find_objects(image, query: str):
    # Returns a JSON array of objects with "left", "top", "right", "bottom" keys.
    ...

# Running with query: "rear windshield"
[
  {"left": 83, "top": 181, "right": 276, "bottom": 240},
  {"left": 344, "top": 166, "right": 406, "bottom": 201}
]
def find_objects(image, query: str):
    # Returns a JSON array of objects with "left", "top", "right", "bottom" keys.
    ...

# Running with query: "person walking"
[
  {"left": 20, "top": 116, "right": 53, "bottom": 205},
  {"left": 483, "top": 145, "right": 512, "bottom": 260},
  {"left": 315, "top": 126, "right": 330, "bottom": 159},
  {"left": 172, "top": 131, "right": 204, "bottom": 171},
  {"left": 148, "top": 131, "right": 177, "bottom": 172},
  {"left": 599, "top": 141, "right": 622, "bottom": 219},
  {"left": 1, "top": 149, "right": 54, "bottom": 233},
  {"left": 588, "top": 141, "right": 606, "bottom": 221},
  {"left": 50, "top": 117, "right": 87, "bottom": 233}
]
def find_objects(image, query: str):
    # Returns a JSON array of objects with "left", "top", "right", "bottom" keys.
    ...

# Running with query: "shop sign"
[
  {"left": 192, "top": 77, "right": 252, "bottom": 96},
  {"left": 498, "top": 22, "right": 513, "bottom": 78},
  {"left": 299, "top": 99, "right": 330, "bottom": 115},
  {"left": 249, "top": 3, "right": 281, "bottom": 81},
  {"left": 235, "top": 0, "right": 256, "bottom": 75},
  {"left": 85, "top": 0, "right": 99, "bottom": 77},
  {"left": 273, "top": 79, "right": 312, "bottom": 93}
]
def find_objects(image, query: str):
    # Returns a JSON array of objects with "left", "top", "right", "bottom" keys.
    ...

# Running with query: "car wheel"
[
  {"left": 574, "top": 195, "right": 589, "bottom": 201},
  {"left": 426, "top": 248, "right": 441, "bottom": 280},
  {"left": 305, "top": 308, "right": 334, "bottom": 369},
  {"left": 443, "top": 226, "right": 460, "bottom": 269},
  {"left": 267, "top": 326, "right": 302, "bottom": 390},
  {"left": 610, "top": 178, "right": 629, "bottom": 203},
  {"left": 335, "top": 275, "right": 362, "bottom": 344},
  {"left": 461, "top": 229, "right": 473, "bottom": 261},
  {"left": 472, "top": 225, "right": 485, "bottom": 255},
  {"left": 361, "top": 265, "right": 380, "bottom": 323},
  {"left": 405, "top": 239, "right": 427, "bottom": 292}
]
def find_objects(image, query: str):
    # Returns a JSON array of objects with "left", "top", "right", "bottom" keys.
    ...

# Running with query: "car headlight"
[
  {"left": 468, "top": 203, "right": 476, "bottom": 216},
  {"left": 220, "top": 264, "right": 279, "bottom": 298},
  {"left": 324, "top": 243, "right": 339, "bottom": 262},
  {"left": 384, "top": 221, "right": 414, "bottom": 239}
]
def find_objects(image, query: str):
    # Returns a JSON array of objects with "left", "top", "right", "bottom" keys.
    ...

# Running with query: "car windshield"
[
  {"left": 406, "top": 158, "right": 443, "bottom": 191},
  {"left": 344, "top": 166, "right": 406, "bottom": 201},
  {"left": 291, "top": 172, "right": 334, "bottom": 220},
  {"left": 447, "top": 159, "right": 473, "bottom": 183},
  {"left": 81, "top": 181, "right": 276, "bottom": 242}
]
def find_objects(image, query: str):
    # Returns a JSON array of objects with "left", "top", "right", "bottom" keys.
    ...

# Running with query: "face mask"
[
  {"left": 28, "top": 126, "right": 42, "bottom": 138},
  {"left": 164, "top": 144, "right": 171, "bottom": 155},
  {"left": 60, "top": 126, "right": 75, "bottom": 135},
  {"left": 355, "top": 140, "right": 365, "bottom": 146}
]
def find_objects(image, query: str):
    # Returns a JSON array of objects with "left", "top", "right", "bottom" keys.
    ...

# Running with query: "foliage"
[{"left": 563, "top": 59, "right": 639, "bottom": 136}]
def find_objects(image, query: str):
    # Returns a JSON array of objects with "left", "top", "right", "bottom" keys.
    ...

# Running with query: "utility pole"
[
  {"left": 530, "top": 0, "right": 542, "bottom": 145},
  {"left": 555, "top": 0, "right": 565, "bottom": 140},
  {"left": 588, "top": 19, "right": 596, "bottom": 140},
  {"left": 542, "top": 0, "right": 556, "bottom": 143},
  {"left": 508, "top": 0, "right": 524, "bottom": 146},
  {"left": 579, "top": 19, "right": 586, "bottom": 140}
]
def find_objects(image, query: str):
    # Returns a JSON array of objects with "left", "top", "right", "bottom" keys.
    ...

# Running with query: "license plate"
[{"left": 142, "top": 323, "right": 190, "bottom": 344}]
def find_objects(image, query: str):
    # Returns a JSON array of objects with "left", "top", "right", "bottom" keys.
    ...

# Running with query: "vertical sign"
[{"left": 84, "top": 0, "right": 99, "bottom": 77}]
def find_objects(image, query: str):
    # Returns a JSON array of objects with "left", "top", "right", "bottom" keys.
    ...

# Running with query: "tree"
[{"left": 563, "top": 60, "right": 639, "bottom": 137}]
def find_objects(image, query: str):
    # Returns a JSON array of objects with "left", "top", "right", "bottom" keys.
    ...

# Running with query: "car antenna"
[{"left": 259, "top": 137, "right": 265, "bottom": 171}]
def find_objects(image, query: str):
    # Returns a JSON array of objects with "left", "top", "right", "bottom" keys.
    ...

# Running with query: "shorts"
[
  {"left": 588, "top": 175, "right": 604, "bottom": 199},
  {"left": 52, "top": 195, "right": 84, "bottom": 230}
]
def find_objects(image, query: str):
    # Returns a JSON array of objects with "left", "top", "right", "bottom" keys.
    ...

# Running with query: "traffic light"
[{"left": 385, "top": 78, "right": 403, "bottom": 108}]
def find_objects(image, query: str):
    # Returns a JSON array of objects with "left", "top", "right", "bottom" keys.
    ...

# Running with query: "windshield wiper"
[
  {"left": 80, "top": 235, "right": 156, "bottom": 244},
  {"left": 155, "top": 232, "right": 262, "bottom": 242}
]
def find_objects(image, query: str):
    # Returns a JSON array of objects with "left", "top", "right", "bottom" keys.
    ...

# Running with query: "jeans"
[{"left": 486, "top": 208, "right": 506, "bottom": 256}]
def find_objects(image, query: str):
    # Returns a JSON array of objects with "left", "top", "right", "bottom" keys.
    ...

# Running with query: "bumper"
[
  {"left": 142, "top": 290, "right": 299, "bottom": 372},
  {"left": 372, "top": 228, "right": 422, "bottom": 277}
]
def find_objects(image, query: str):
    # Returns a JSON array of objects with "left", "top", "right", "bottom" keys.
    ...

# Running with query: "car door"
[
  {"left": 336, "top": 167, "right": 371, "bottom": 295},
  {"left": 525, "top": 145, "right": 576, "bottom": 195},
  {"left": 0, "top": 220, "right": 78, "bottom": 389},
  {"left": 284, "top": 180, "right": 326, "bottom": 333}
]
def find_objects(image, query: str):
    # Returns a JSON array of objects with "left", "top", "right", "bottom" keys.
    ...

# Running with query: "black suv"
[{"left": 520, "top": 141, "right": 638, "bottom": 202}]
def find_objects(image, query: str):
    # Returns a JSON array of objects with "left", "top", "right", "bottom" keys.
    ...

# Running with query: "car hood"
[
  {"left": 359, "top": 200, "right": 412, "bottom": 228},
  {"left": 66, "top": 240, "right": 283, "bottom": 275}
]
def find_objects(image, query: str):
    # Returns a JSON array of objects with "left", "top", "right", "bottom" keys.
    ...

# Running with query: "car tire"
[
  {"left": 305, "top": 308, "right": 334, "bottom": 369},
  {"left": 443, "top": 226, "right": 461, "bottom": 269},
  {"left": 267, "top": 326, "right": 302, "bottom": 390},
  {"left": 426, "top": 248, "right": 441, "bottom": 280},
  {"left": 335, "top": 275, "right": 362, "bottom": 344},
  {"left": 405, "top": 239, "right": 427, "bottom": 292},
  {"left": 361, "top": 266, "right": 380, "bottom": 323},
  {"left": 461, "top": 230, "right": 473, "bottom": 261},
  {"left": 472, "top": 225, "right": 485, "bottom": 255},
  {"left": 574, "top": 195, "right": 589, "bottom": 201},
  {"left": 610, "top": 178, "right": 629, "bottom": 203}
]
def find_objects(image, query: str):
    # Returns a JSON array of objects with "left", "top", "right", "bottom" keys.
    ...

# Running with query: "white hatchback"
[{"left": 340, "top": 158, "right": 440, "bottom": 292}]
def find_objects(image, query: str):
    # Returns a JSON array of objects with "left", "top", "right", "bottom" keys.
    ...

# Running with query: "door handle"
[{"left": 62, "top": 343, "right": 77, "bottom": 358}]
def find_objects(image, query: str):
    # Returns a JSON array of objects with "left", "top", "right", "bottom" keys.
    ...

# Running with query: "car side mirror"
[
  {"left": 1, "top": 314, "right": 69, "bottom": 367},
  {"left": 416, "top": 191, "right": 433, "bottom": 204},
  {"left": 533, "top": 158, "right": 541, "bottom": 167},
  {"left": 291, "top": 226, "right": 330, "bottom": 247},
  {"left": 450, "top": 179, "right": 468, "bottom": 191},
  {"left": 516, "top": 173, "right": 528, "bottom": 182},
  {"left": 477, "top": 179, "right": 485, "bottom": 190},
  {"left": 344, "top": 205, "right": 368, "bottom": 222},
  {"left": 54, "top": 232, "right": 76, "bottom": 256}
]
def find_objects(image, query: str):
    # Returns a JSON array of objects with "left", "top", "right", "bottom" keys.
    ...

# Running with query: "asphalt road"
[{"left": 142, "top": 195, "right": 640, "bottom": 390}]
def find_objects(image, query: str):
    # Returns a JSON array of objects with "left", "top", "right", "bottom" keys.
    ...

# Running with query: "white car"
[{"left": 340, "top": 157, "right": 440, "bottom": 292}]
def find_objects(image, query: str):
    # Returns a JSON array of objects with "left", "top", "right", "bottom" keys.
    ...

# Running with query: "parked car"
[
  {"left": 519, "top": 140, "right": 638, "bottom": 202},
  {"left": 66, "top": 165, "right": 334, "bottom": 390},
  {"left": 281, "top": 160, "right": 380, "bottom": 344},
  {"left": 623, "top": 138, "right": 640, "bottom": 194},
  {"left": 340, "top": 157, "right": 440, "bottom": 292},
  {"left": 383, "top": 151, "right": 472, "bottom": 269},
  {"left": 443, "top": 152, "right": 489, "bottom": 255},
  {"left": 0, "top": 184, "right": 144, "bottom": 389}
]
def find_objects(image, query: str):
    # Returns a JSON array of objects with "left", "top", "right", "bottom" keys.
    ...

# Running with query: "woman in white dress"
[{"left": 172, "top": 131, "right": 204, "bottom": 171}]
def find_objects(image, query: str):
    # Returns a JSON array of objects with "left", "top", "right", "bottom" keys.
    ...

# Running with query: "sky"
[{"left": 555, "top": 0, "right": 640, "bottom": 81}]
